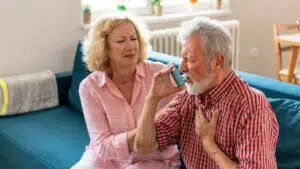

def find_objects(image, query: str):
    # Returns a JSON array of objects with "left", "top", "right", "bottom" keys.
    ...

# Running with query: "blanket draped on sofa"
[{"left": 0, "top": 70, "right": 58, "bottom": 116}]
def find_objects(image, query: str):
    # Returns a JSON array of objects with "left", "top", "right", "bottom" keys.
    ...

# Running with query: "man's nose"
[{"left": 179, "top": 60, "right": 188, "bottom": 73}]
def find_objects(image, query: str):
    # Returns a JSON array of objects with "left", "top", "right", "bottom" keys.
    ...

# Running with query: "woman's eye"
[
  {"left": 117, "top": 40, "right": 125, "bottom": 43},
  {"left": 131, "top": 38, "right": 137, "bottom": 41}
]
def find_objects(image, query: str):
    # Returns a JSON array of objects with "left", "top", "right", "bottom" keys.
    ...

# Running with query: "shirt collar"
[
  {"left": 99, "top": 72, "right": 106, "bottom": 87},
  {"left": 135, "top": 62, "right": 146, "bottom": 78},
  {"left": 98, "top": 62, "right": 146, "bottom": 88},
  {"left": 196, "top": 71, "right": 238, "bottom": 106}
]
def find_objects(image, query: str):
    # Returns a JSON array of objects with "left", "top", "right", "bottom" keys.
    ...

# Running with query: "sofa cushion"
[
  {"left": 268, "top": 98, "right": 300, "bottom": 169},
  {"left": 68, "top": 41, "right": 91, "bottom": 113},
  {"left": 0, "top": 105, "right": 89, "bottom": 169}
]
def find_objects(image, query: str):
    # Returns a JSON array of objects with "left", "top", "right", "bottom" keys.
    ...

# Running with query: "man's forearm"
[
  {"left": 134, "top": 94, "right": 160, "bottom": 154},
  {"left": 204, "top": 140, "right": 238, "bottom": 169}
]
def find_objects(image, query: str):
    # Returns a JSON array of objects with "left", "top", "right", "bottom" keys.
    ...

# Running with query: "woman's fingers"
[
  {"left": 166, "top": 107, "right": 177, "bottom": 112},
  {"left": 168, "top": 98, "right": 179, "bottom": 106}
]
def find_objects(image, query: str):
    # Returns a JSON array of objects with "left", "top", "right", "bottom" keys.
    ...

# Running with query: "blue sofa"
[{"left": 1, "top": 41, "right": 300, "bottom": 169}]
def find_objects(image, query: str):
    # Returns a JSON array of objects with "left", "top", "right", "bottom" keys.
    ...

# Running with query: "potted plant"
[
  {"left": 214, "top": 0, "right": 222, "bottom": 10},
  {"left": 116, "top": 0, "right": 128, "bottom": 11},
  {"left": 82, "top": 4, "right": 91, "bottom": 25},
  {"left": 151, "top": 0, "right": 162, "bottom": 16},
  {"left": 188, "top": 0, "right": 197, "bottom": 12}
]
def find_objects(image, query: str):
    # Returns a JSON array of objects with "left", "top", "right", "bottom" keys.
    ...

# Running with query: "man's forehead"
[{"left": 182, "top": 36, "right": 201, "bottom": 50}]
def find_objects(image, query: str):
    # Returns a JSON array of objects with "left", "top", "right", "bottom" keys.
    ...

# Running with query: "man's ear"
[{"left": 210, "top": 52, "right": 224, "bottom": 72}]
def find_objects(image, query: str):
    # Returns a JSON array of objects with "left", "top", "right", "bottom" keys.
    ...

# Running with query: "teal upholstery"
[
  {"left": 238, "top": 72, "right": 300, "bottom": 100},
  {"left": 0, "top": 106, "right": 89, "bottom": 169},
  {"left": 268, "top": 98, "right": 300, "bottom": 169},
  {"left": 68, "top": 41, "right": 91, "bottom": 113},
  {"left": 56, "top": 72, "right": 72, "bottom": 105},
  {"left": 148, "top": 51, "right": 181, "bottom": 67}
]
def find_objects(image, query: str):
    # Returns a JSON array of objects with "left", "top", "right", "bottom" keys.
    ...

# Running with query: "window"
[
  {"left": 82, "top": 0, "right": 214, "bottom": 16},
  {"left": 82, "top": 0, "right": 147, "bottom": 10}
]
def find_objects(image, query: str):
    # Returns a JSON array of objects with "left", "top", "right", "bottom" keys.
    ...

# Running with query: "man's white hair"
[{"left": 178, "top": 17, "right": 233, "bottom": 65}]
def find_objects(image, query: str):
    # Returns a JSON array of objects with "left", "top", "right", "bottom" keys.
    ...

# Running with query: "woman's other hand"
[{"left": 155, "top": 97, "right": 179, "bottom": 120}]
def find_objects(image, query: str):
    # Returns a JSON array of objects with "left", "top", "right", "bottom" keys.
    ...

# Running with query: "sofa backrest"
[{"left": 68, "top": 41, "right": 91, "bottom": 113}]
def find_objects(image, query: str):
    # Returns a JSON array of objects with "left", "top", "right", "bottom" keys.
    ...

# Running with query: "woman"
[{"left": 71, "top": 12, "right": 180, "bottom": 169}]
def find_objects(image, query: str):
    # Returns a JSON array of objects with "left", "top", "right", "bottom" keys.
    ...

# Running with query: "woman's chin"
[{"left": 122, "top": 58, "right": 138, "bottom": 67}]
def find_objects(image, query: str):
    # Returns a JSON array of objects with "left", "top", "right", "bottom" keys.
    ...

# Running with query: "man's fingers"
[
  {"left": 212, "top": 109, "right": 220, "bottom": 124},
  {"left": 194, "top": 113, "right": 202, "bottom": 136},
  {"left": 161, "top": 64, "right": 174, "bottom": 74},
  {"left": 175, "top": 85, "right": 187, "bottom": 92},
  {"left": 154, "top": 64, "right": 174, "bottom": 79},
  {"left": 196, "top": 108, "right": 208, "bottom": 123}
]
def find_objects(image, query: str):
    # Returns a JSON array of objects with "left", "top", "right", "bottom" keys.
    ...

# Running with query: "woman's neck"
[{"left": 110, "top": 67, "right": 136, "bottom": 85}]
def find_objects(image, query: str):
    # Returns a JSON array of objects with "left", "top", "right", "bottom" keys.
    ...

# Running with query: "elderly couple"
[{"left": 71, "top": 12, "right": 279, "bottom": 169}]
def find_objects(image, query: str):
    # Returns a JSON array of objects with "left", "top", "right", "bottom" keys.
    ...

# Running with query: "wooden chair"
[{"left": 273, "top": 21, "right": 300, "bottom": 84}]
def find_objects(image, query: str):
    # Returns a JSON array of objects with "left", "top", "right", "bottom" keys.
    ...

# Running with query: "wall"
[
  {"left": 230, "top": 0, "right": 300, "bottom": 78},
  {"left": 0, "top": 0, "right": 82, "bottom": 76}
]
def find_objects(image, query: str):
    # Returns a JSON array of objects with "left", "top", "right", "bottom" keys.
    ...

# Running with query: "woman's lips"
[{"left": 124, "top": 54, "right": 135, "bottom": 58}]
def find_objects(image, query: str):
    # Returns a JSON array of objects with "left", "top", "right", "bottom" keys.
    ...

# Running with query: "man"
[{"left": 134, "top": 17, "right": 279, "bottom": 169}]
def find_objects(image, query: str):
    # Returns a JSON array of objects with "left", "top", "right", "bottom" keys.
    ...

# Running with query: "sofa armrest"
[{"left": 55, "top": 72, "right": 72, "bottom": 105}]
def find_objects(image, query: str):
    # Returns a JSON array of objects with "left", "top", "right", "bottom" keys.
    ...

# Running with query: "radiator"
[{"left": 149, "top": 20, "right": 240, "bottom": 69}]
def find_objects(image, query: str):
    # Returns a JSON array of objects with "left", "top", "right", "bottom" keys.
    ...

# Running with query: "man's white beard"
[{"left": 186, "top": 75, "right": 213, "bottom": 95}]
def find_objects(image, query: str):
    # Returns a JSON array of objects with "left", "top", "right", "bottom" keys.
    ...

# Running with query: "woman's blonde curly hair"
[{"left": 83, "top": 12, "right": 150, "bottom": 72}]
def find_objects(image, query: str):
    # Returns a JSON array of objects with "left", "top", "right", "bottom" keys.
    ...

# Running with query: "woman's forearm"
[
  {"left": 94, "top": 132, "right": 132, "bottom": 160},
  {"left": 127, "top": 129, "right": 136, "bottom": 152}
]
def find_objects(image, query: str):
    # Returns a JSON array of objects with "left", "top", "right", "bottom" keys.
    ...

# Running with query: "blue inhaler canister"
[{"left": 171, "top": 69, "right": 187, "bottom": 86}]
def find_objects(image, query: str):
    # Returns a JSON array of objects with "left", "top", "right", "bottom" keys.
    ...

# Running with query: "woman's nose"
[{"left": 126, "top": 40, "right": 136, "bottom": 49}]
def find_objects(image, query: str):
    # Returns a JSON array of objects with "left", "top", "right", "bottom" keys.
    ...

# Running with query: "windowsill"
[
  {"left": 82, "top": 9, "right": 232, "bottom": 31},
  {"left": 141, "top": 9, "right": 231, "bottom": 24}
]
